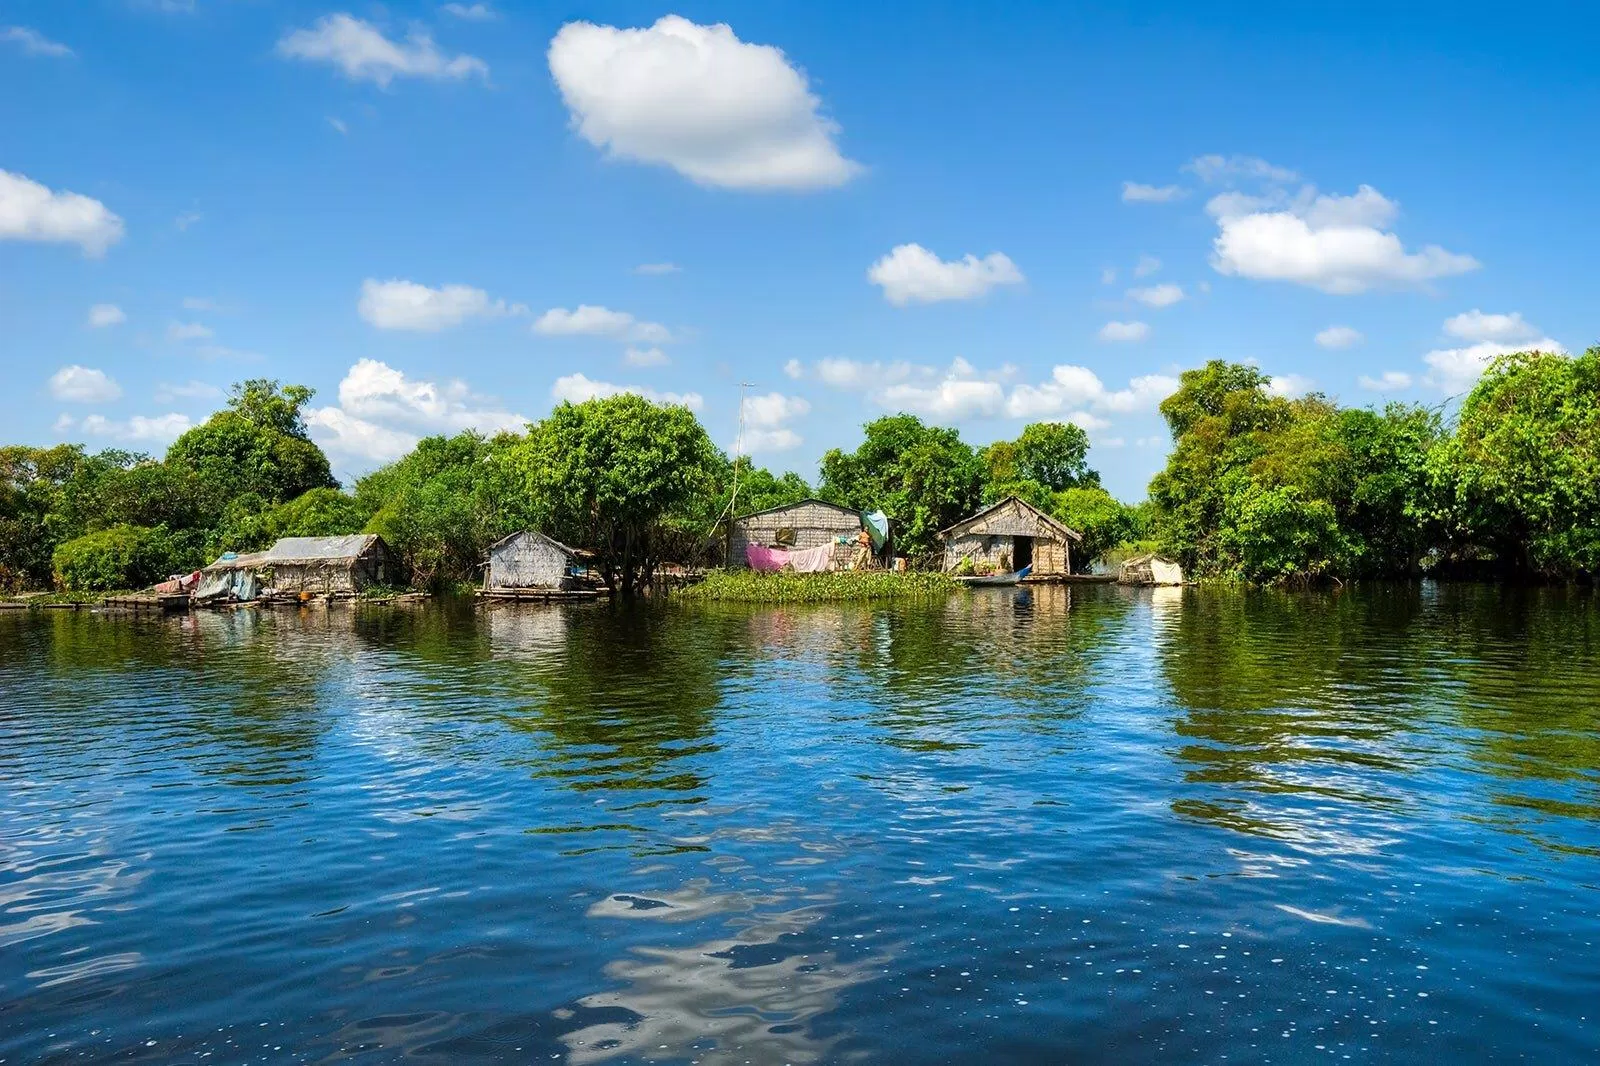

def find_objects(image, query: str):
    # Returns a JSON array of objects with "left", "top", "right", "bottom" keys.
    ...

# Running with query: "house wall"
[
  {"left": 266, "top": 547, "right": 398, "bottom": 593},
  {"left": 728, "top": 502, "right": 863, "bottom": 568},
  {"left": 487, "top": 534, "right": 572, "bottom": 589},
  {"left": 269, "top": 561, "right": 359, "bottom": 593},
  {"left": 940, "top": 499, "right": 1071, "bottom": 574}
]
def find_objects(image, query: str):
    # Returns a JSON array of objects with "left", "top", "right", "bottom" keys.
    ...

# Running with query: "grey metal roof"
[{"left": 261, "top": 534, "right": 386, "bottom": 565}]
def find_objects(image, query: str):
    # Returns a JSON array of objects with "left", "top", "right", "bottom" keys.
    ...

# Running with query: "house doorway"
[{"left": 1012, "top": 535, "right": 1033, "bottom": 572}]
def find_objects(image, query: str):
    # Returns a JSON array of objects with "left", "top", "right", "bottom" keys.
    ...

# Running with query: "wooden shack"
[
  {"left": 484, "top": 530, "right": 579, "bottom": 592},
  {"left": 727, "top": 498, "right": 865, "bottom": 569},
  {"left": 1119, "top": 553, "right": 1185, "bottom": 586},
  {"left": 257, "top": 534, "right": 400, "bottom": 594},
  {"left": 939, "top": 496, "right": 1081, "bottom": 576}
]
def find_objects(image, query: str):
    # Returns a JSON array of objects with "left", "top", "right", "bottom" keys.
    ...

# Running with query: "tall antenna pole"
[{"left": 729, "top": 381, "right": 755, "bottom": 520}]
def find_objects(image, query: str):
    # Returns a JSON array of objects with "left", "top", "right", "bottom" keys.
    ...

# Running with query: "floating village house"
[
  {"left": 197, "top": 534, "right": 399, "bottom": 601},
  {"left": 1118, "top": 553, "right": 1185, "bottom": 586},
  {"left": 728, "top": 499, "right": 873, "bottom": 570},
  {"left": 939, "top": 496, "right": 1082, "bottom": 576},
  {"left": 483, "top": 530, "right": 580, "bottom": 592}
]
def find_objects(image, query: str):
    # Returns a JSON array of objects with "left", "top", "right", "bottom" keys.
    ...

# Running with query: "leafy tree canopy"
[{"left": 820, "top": 414, "right": 984, "bottom": 558}]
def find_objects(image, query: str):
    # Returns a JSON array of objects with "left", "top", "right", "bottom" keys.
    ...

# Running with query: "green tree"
[
  {"left": 358, "top": 432, "right": 525, "bottom": 588},
  {"left": 166, "top": 379, "right": 335, "bottom": 512},
  {"left": 1052, "top": 486, "right": 1139, "bottom": 570},
  {"left": 511, "top": 395, "right": 722, "bottom": 596},
  {"left": 1432, "top": 347, "right": 1600, "bottom": 577},
  {"left": 820, "top": 415, "right": 984, "bottom": 559},
  {"left": 1016, "top": 421, "right": 1097, "bottom": 491},
  {"left": 52, "top": 524, "right": 192, "bottom": 591}
]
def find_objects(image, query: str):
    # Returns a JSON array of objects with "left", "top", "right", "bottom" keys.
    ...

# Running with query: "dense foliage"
[
  {"left": 12, "top": 345, "right": 1599, "bottom": 595},
  {"left": 819, "top": 414, "right": 985, "bottom": 558},
  {"left": 1146, "top": 349, "right": 1600, "bottom": 582},
  {"left": 52, "top": 524, "right": 182, "bottom": 592},
  {"left": 513, "top": 394, "right": 724, "bottom": 595}
]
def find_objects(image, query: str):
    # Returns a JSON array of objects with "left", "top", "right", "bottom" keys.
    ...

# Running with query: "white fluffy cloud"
[
  {"left": 2, "top": 25, "right": 73, "bottom": 57},
  {"left": 1358, "top": 371, "right": 1412, "bottom": 391},
  {"left": 305, "top": 359, "right": 526, "bottom": 463},
  {"left": 1122, "top": 182, "right": 1183, "bottom": 203},
  {"left": 548, "top": 15, "right": 858, "bottom": 190},
  {"left": 550, "top": 373, "right": 703, "bottom": 411},
  {"left": 1421, "top": 310, "right": 1563, "bottom": 393},
  {"left": 56, "top": 412, "right": 192, "bottom": 443},
  {"left": 807, "top": 356, "right": 1175, "bottom": 431},
  {"left": 1315, "top": 325, "right": 1363, "bottom": 349},
  {"left": 49, "top": 365, "right": 122, "bottom": 403},
  {"left": 1128, "top": 283, "right": 1184, "bottom": 308},
  {"left": 881, "top": 361, "right": 1007, "bottom": 421},
  {"left": 87, "top": 303, "right": 126, "bottom": 328},
  {"left": 1265, "top": 374, "right": 1316, "bottom": 398},
  {"left": 441, "top": 3, "right": 495, "bottom": 19},
  {"left": 867, "top": 244, "right": 1024, "bottom": 306},
  {"left": 534, "top": 304, "right": 670, "bottom": 343},
  {"left": 737, "top": 391, "right": 809, "bottom": 452},
  {"left": 624, "top": 346, "right": 669, "bottom": 367},
  {"left": 1207, "top": 181, "right": 1479, "bottom": 294},
  {"left": 1442, "top": 309, "right": 1541, "bottom": 344},
  {"left": 1133, "top": 255, "right": 1161, "bottom": 278},
  {"left": 277, "top": 14, "right": 487, "bottom": 87},
  {"left": 1098, "top": 320, "right": 1150, "bottom": 342},
  {"left": 1, "top": 169, "right": 124, "bottom": 256},
  {"left": 782, "top": 358, "right": 804, "bottom": 379},
  {"left": 358, "top": 279, "right": 514, "bottom": 331},
  {"left": 168, "top": 321, "right": 213, "bottom": 341},
  {"left": 1006, "top": 366, "right": 1178, "bottom": 420}
]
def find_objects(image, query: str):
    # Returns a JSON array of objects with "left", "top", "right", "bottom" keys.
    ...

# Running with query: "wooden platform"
[
  {"left": 1021, "top": 573, "right": 1118, "bottom": 585},
  {"left": 478, "top": 587, "right": 604, "bottom": 602},
  {"left": 102, "top": 594, "right": 192, "bottom": 612}
]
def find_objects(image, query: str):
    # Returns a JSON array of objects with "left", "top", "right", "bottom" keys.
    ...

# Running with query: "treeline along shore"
[{"left": 4, "top": 346, "right": 1598, "bottom": 598}]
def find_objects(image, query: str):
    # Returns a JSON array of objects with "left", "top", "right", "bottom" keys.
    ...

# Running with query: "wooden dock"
[
  {"left": 1021, "top": 573, "right": 1118, "bottom": 585},
  {"left": 102, "top": 594, "right": 192, "bottom": 612},
  {"left": 478, "top": 587, "right": 605, "bottom": 602}
]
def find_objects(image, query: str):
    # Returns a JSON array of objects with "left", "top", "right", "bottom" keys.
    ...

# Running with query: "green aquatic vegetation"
[{"left": 678, "top": 568, "right": 958, "bottom": 603}]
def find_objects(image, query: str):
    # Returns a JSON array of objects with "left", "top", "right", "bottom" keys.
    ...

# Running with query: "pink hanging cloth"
[
  {"left": 746, "top": 544, "right": 791, "bottom": 572},
  {"left": 787, "top": 543, "right": 836, "bottom": 573}
]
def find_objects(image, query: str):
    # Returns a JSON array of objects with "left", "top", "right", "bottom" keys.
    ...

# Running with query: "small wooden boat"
[{"left": 953, "top": 564, "right": 1032, "bottom": 587}]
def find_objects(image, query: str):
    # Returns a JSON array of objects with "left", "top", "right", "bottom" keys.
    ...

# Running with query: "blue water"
[{"left": 2, "top": 585, "right": 1598, "bottom": 1063}]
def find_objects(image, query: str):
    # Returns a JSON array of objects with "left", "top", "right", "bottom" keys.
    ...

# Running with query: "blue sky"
[{"left": 3, "top": 1, "right": 1596, "bottom": 498}]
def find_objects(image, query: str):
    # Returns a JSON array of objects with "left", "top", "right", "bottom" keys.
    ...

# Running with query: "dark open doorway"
[{"left": 1012, "top": 536, "right": 1033, "bottom": 572}]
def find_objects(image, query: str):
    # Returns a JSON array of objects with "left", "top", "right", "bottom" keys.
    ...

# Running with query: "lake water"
[{"left": 2, "top": 585, "right": 1598, "bottom": 1064}]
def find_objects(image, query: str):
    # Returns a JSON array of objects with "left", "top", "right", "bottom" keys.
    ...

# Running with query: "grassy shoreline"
[{"left": 679, "top": 569, "right": 958, "bottom": 603}]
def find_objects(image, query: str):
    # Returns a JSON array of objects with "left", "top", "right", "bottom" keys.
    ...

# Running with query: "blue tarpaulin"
[{"left": 862, "top": 510, "right": 889, "bottom": 551}]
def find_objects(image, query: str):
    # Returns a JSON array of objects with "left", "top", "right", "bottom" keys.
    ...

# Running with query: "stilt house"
[
  {"left": 484, "top": 530, "right": 580, "bottom": 591},
  {"left": 257, "top": 534, "right": 400, "bottom": 593},
  {"left": 727, "top": 499, "right": 866, "bottom": 569},
  {"left": 939, "top": 496, "right": 1081, "bottom": 576}
]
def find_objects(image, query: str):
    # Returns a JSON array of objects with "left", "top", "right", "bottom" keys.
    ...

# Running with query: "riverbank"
[{"left": 678, "top": 568, "right": 958, "bottom": 603}]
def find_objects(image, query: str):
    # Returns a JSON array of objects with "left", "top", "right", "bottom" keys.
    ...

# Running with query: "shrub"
[{"left": 51, "top": 524, "right": 184, "bottom": 591}]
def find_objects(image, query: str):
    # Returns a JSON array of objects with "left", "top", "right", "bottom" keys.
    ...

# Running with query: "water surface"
[{"left": 2, "top": 584, "right": 1598, "bottom": 1063}]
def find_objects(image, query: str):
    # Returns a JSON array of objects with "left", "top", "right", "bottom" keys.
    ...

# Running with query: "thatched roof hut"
[
  {"left": 939, "top": 496, "right": 1081, "bottom": 576},
  {"left": 727, "top": 498, "right": 867, "bottom": 569},
  {"left": 484, "top": 530, "right": 579, "bottom": 591},
  {"left": 1118, "top": 553, "right": 1185, "bottom": 586}
]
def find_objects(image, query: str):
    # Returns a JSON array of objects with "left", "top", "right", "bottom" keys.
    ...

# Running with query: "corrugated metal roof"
[{"left": 262, "top": 534, "right": 383, "bottom": 564}]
